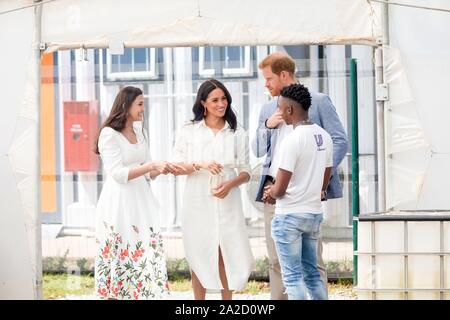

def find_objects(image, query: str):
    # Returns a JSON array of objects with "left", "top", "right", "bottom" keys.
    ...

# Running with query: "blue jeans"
[{"left": 271, "top": 213, "right": 328, "bottom": 300}]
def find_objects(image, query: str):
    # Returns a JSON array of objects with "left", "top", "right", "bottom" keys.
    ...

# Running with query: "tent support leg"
[{"left": 34, "top": 0, "right": 43, "bottom": 300}]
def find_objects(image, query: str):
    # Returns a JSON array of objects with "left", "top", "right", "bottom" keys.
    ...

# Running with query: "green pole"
[{"left": 350, "top": 59, "right": 359, "bottom": 286}]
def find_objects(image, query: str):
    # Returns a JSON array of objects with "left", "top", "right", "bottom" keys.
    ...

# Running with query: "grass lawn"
[
  {"left": 43, "top": 273, "right": 270, "bottom": 300},
  {"left": 43, "top": 273, "right": 95, "bottom": 300},
  {"left": 43, "top": 273, "right": 355, "bottom": 300}
]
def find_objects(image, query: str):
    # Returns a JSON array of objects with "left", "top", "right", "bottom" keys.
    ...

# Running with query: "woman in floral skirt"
[{"left": 93, "top": 86, "right": 181, "bottom": 300}]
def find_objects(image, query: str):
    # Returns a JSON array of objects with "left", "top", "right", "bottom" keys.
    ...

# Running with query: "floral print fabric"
[{"left": 95, "top": 222, "right": 169, "bottom": 300}]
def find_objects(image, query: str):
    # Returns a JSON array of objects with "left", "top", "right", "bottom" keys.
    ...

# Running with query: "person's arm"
[
  {"left": 251, "top": 102, "right": 279, "bottom": 158},
  {"left": 174, "top": 161, "right": 223, "bottom": 176},
  {"left": 213, "top": 171, "right": 250, "bottom": 199},
  {"left": 267, "top": 168, "right": 292, "bottom": 199},
  {"left": 138, "top": 127, "right": 180, "bottom": 180},
  {"left": 171, "top": 125, "right": 224, "bottom": 176},
  {"left": 321, "top": 167, "right": 333, "bottom": 200},
  {"left": 318, "top": 94, "right": 348, "bottom": 168},
  {"left": 148, "top": 168, "right": 161, "bottom": 180},
  {"left": 173, "top": 162, "right": 196, "bottom": 175},
  {"left": 321, "top": 134, "right": 334, "bottom": 200},
  {"left": 214, "top": 129, "right": 250, "bottom": 199},
  {"left": 128, "top": 163, "right": 151, "bottom": 181},
  {"left": 262, "top": 135, "right": 297, "bottom": 203},
  {"left": 99, "top": 128, "right": 159, "bottom": 183},
  {"left": 98, "top": 128, "right": 132, "bottom": 183},
  {"left": 129, "top": 162, "right": 175, "bottom": 180}
]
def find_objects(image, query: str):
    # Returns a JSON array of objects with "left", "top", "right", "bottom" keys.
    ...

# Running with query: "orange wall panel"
[{"left": 40, "top": 53, "right": 57, "bottom": 213}]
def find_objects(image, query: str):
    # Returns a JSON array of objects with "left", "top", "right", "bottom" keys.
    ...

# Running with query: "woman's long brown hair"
[{"left": 94, "top": 86, "right": 145, "bottom": 154}]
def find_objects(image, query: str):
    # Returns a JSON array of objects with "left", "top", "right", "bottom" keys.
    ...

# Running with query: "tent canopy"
[
  {"left": 0, "top": 0, "right": 381, "bottom": 299},
  {"left": 40, "top": 0, "right": 381, "bottom": 52}
]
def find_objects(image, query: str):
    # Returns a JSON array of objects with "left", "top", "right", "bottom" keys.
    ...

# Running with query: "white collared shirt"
[
  {"left": 173, "top": 120, "right": 250, "bottom": 174},
  {"left": 171, "top": 119, "right": 255, "bottom": 291}
]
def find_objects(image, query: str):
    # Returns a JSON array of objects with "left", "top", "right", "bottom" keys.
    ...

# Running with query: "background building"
[{"left": 41, "top": 45, "right": 377, "bottom": 230}]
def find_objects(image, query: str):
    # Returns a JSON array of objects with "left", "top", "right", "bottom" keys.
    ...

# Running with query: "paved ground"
[
  {"left": 60, "top": 292, "right": 271, "bottom": 300},
  {"left": 42, "top": 231, "right": 353, "bottom": 262},
  {"left": 60, "top": 291, "right": 356, "bottom": 300}
]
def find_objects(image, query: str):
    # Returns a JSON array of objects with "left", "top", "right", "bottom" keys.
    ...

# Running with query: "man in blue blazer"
[{"left": 252, "top": 52, "right": 348, "bottom": 299}]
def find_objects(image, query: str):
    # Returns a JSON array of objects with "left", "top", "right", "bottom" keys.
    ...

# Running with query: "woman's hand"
[
  {"left": 149, "top": 161, "right": 184, "bottom": 175},
  {"left": 212, "top": 181, "right": 233, "bottom": 199},
  {"left": 166, "top": 162, "right": 187, "bottom": 175},
  {"left": 148, "top": 161, "right": 168, "bottom": 175},
  {"left": 170, "top": 163, "right": 192, "bottom": 176},
  {"left": 200, "top": 161, "right": 223, "bottom": 175}
]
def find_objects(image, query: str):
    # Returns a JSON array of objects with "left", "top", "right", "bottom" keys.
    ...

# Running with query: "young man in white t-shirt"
[{"left": 262, "top": 83, "right": 333, "bottom": 300}]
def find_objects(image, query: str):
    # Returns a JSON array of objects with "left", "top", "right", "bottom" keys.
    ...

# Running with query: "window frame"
[
  {"left": 222, "top": 46, "right": 252, "bottom": 77},
  {"left": 105, "top": 48, "right": 158, "bottom": 81},
  {"left": 198, "top": 46, "right": 254, "bottom": 78}
]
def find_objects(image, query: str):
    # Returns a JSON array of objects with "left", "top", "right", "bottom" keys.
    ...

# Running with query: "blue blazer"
[{"left": 251, "top": 91, "right": 349, "bottom": 202}]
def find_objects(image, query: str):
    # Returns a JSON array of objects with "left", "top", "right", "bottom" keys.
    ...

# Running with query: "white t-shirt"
[
  {"left": 275, "top": 123, "right": 333, "bottom": 215},
  {"left": 269, "top": 122, "right": 293, "bottom": 178}
]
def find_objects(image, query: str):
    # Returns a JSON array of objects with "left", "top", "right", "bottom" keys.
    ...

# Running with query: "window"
[
  {"left": 106, "top": 48, "right": 158, "bottom": 80},
  {"left": 270, "top": 45, "right": 311, "bottom": 78},
  {"left": 198, "top": 47, "right": 216, "bottom": 77},
  {"left": 223, "top": 46, "right": 252, "bottom": 76},
  {"left": 197, "top": 46, "right": 254, "bottom": 78}
]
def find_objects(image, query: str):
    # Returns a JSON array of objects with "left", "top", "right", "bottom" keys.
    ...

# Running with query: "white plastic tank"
[{"left": 357, "top": 211, "right": 450, "bottom": 300}]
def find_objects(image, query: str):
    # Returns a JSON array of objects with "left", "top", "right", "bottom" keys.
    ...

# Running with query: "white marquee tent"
[{"left": 1, "top": 0, "right": 449, "bottom": 299}]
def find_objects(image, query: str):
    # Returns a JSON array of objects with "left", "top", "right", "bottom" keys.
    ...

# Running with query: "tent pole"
[
  {"left": 350, "top": 59, "right": 359, "bottom": 286},
  {"left": 375, "top": 0, "right": 389, "bottom": 212},
  {"left": 34, "top": 0, "right": 43, "bottom": 300}
]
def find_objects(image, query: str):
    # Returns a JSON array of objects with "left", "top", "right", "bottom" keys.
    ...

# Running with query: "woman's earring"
[{"left": 204, "top": 108, "right": 207, "bottom": 116}]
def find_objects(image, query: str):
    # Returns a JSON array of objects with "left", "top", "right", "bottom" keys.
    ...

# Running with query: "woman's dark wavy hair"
[
  {"left": 192, "top": 79, "right": 237, "bottom": 131},
  {"left": 94, "top": 86, "right": 145, "bottom": 154}
]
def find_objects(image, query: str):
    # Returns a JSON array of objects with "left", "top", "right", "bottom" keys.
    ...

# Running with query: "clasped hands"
[
  {"left": 148, "top": 161, "right": 185, "bottom": 175},
  {"left": 262, "top": 183, "right": 328, "bottom": 204},
  {"left": 149, "top": 160, "right": 232, "bottom": 198},
  {"left": 262, "top": 184, "right": 276, "bottom": 205},
  {"left": 201, "top": 161, "right": 232, "bottom": 199}
]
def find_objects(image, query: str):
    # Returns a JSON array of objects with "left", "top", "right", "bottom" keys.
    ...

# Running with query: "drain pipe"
[{"left": 350, "top": 59, "right": 359, "bottom": 285}]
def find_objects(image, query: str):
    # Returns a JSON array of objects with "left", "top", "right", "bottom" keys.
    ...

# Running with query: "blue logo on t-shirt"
[{"left": 314, "top": 134, "right": 325, "bottom": 151}]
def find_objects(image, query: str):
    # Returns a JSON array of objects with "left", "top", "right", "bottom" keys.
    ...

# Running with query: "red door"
[{"left": 63, "top": 101, "right": 99, "bottom": 172}]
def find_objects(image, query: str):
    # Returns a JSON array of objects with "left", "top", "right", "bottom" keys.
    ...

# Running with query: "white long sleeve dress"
[
  {"left": 173, "top": 120, "right": 255, "bottom": 292},
  {"left": 94, "top": 125, "right": 169, "bottom": 300}
]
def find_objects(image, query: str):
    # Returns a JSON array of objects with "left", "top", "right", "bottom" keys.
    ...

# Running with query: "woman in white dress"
[
  {"left": 173, "top": 79, "right": 255, "bottom": 300},
  {"left": 94, "top": 86, "right": 180, "bottom": 300}
]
